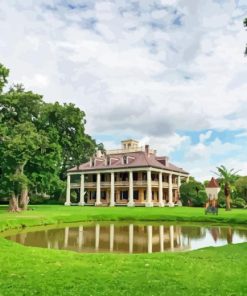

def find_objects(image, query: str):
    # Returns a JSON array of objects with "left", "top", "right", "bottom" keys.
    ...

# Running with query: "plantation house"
[{"left": 66, "top": 139, "right": 189, "bottom": 207}]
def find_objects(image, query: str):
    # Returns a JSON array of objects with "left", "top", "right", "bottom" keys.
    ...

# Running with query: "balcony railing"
[
  {"left": 106, "top": 146, "right": 155, "bottom": 155},
  {"left": 71, "top": 181, "right": 177, "bottom": 188}
]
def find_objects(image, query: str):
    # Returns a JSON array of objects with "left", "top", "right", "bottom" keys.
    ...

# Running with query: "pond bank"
[{"left": 1, "top": 205, "right": 247, "bottom": 233}]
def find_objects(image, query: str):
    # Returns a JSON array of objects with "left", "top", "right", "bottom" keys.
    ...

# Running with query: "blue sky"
[{"left": 0, "top": 0, "right": 247, "bottom": 180}]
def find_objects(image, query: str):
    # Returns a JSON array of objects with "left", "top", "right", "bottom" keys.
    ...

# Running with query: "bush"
[
  {"left": 218, "top": 191, "right": 226, "bottom": 208},
  {"left": 180, "top": 180, "right": 207, "bottom": 207},
  {"left": 29, "top": 195, "right": 49, "bottom": 205},
  {"left": 232, "top": 197, "right": 246, "bottom": 208}
]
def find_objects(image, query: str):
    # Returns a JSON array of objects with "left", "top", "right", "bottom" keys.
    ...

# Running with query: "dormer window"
[{"left": 123, "top": 155, "right": 127, "bottom": 164}]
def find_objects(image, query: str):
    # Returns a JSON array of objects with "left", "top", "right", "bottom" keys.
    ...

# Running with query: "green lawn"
[{"left": 1, "top": 205, "right": 247, "bottom": 296}]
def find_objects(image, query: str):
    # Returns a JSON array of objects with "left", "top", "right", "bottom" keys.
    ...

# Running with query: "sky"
[{"left": 0, "top": 0, "right": 247, "bottom": 180}]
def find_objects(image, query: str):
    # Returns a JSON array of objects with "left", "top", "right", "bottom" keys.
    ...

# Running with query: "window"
[
  {"left": 133, "top": 172, "right": 138, "bottom": 181},
  {"left": 134, "top": 190, "right": 139, "bottom": 200},
  {"left": 120, "top": 190, "right": 128, "bottom": 200},
  {"left": 123, "top": 155, "right": 127, "bottom": 164},
  {"left": 101, "top": 191, "right": 106, "bottom": 200}
]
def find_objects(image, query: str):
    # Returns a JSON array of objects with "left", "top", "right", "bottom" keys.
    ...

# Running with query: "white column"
[
  {"left": 78, "top": 226, "right": 84, "bottom": 251},
  {"left": 170, "top": 225, "right": 174, "bottom": 251},
  {"left": 95, "top": 173, "right": 102, "bottom": 206},
  {"left": 64, "top": 226, "right": 69, "bottom": 248},
  {"left": 129, "top": 224, "right": 134, "bottom": 253},
  {"left": 145, "top": 170, "right": 153, "bottom": 207},
  {"left": 95, "top": 224, "right": 100, "bottom": 251},
  {"left": 110, "top": 172, "right": 115, "bottom": 207},
  {"left": 47, "top": 240, "right": 51, "bottom": 249},
  {"left": 78, "top": 174, "right": 85, "bottom": 206},
  {"left": 168, "top": 174, "right": 174, "bottom": 207},
  {"left": 54, "top": 240, "right": 59, "bottom": 249},
  {"left": 159, "top": 225, "right": 164, "bottom": 252},
  {"left": 147, "top": 225, "right": 153, "bottom": 254},
  {"left": 177, "top": 175, "right": 182, "bottom": 206},
  {"left": 128, "top": 171, "right": 135, "bottom": 207},
  {"left": 110, "top": 224, "right": 114, "bottom": 252},
  {"left": 158, "top": 172, "right": 164, "bottom": 207},
  {"left": 65, "top": 174, "right": 71, "bottom": 206}
]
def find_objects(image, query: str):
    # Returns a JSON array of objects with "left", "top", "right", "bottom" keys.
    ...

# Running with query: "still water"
[{"left": 5, "top": 223, "right": 247, "bottom": 254}]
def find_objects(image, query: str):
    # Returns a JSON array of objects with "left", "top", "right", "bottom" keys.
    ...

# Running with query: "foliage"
[
  {"left": 232, "top": 197, "right": 246, "bottom": 209},
  {"left": 235, "top": 176, "right": 247, "bottom": 201},
  {"left": 180, "top": 177, "right": 207, "bottom": 207},
  {"left": 217, "top": 190, "right": 226, "bottom": 208},
  {"left": 214, "top": 165, "right": 239, "bottom": 210},
  {"left": 0, "top": 64, "right": 9, "bottom": 93},
  {"left": 0, "top": 64, "right": 99, "bottom": 210},
  {"left": 40, "top": 102, "right": 98, "bottom": 178}
]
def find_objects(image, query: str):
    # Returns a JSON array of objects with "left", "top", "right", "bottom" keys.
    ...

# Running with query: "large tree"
[
  {"left": 40, "top": 102, "right": 97, "bottom": 179},
  {"left": 215, "top": 165, "right": 239, "bottom": 211},
  {"left": 0, "top": 64, "right": 99, "bottom": 211}
]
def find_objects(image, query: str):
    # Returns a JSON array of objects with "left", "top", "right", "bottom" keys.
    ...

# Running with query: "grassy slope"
[{"left": 1, "top": 205, "right": 247, "bottom": 296}]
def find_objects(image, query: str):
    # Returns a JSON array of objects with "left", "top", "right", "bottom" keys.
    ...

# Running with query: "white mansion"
[{"left": 65, "top": 139, "right": 189, "bottom": 207}]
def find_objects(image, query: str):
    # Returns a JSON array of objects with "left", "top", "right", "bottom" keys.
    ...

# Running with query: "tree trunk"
[
  {"left": 9, "top": 193, "right": 20, "bottom": 212},
  {"left": 225, "top": 194, "right": 231, "bottom": 211},
  {"left": 227, "top": 227, "right": 233, "bottom": 244},
  {"left": 19, "top": 187, "right": 29, "bottom": 210}
]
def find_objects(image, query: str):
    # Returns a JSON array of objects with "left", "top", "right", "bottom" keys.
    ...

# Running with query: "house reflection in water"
[{"left": 6, "top": 224, "right": 247, "bottom": 254}]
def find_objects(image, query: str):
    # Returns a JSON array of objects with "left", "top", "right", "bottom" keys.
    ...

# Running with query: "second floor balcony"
[{"left": 71, "top": 180, "right": 177, "bottom": 189}]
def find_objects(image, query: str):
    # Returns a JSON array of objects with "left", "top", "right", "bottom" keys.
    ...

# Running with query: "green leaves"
[
  {"left": 215, "top": 165, "right": 239, "bottom": 189},
  {"left": 0, "top": 63, "right": 9, "bottom": 93},
  {"left": 0, "top": 63, "right": 98, "bottom": 206},
  {"left": 180, "top": 178, "right": 207, "bottom": 207}
]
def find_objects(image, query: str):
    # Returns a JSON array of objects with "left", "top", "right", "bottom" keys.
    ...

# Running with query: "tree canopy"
[
  {"left": 180, "top": 177, "right": 207, "bottom": 207},
  {"left": 0, "top": 63, "right": 100, "bottom": 211}
]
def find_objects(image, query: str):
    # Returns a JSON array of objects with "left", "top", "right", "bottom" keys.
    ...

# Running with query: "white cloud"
[
  {"left": 199, "top": 130, "right": 212, "bottom": 143},
  {"left": 0, "top": 0, "right": 247, "bottom": 179}
]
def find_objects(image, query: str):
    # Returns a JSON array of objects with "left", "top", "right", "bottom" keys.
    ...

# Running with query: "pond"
[{"left": 5, "top": 222, "right": 247, "bottom": 254}]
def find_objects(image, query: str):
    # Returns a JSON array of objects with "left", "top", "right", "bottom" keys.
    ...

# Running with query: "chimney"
[
  {"left": 89, "top": 157, "right": 92, "bottom": 167},
  {"left": 145, "top": 145, "right": 149, "bottom": 155},
  {"left": 96, "top": 150, "right": 102, "bottom": 158}
]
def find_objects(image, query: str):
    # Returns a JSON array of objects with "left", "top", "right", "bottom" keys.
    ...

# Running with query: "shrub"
[{"left": 232, "top": 197, "right": 246, "bottom": 208}]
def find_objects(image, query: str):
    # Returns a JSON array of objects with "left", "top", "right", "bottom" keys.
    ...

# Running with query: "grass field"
[{"left": 1, "top": 205, "right": 247, "bottom": 296}]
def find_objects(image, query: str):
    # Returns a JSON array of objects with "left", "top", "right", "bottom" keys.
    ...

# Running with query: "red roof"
[
  {"left": 68, "top": 151, "right": 189, "bottom": 174},
  {"left": 206, "top": 177, "right": 220, "bottom": 188}
]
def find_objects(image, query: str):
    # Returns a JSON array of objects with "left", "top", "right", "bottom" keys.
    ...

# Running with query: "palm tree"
[{"left": 215, "top": 165, "right": 239, "bottom": 211}]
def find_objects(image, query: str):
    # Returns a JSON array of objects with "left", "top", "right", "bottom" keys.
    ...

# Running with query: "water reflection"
[{"left": 5, "top": 223, "right": 247, "bottom": 254}]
